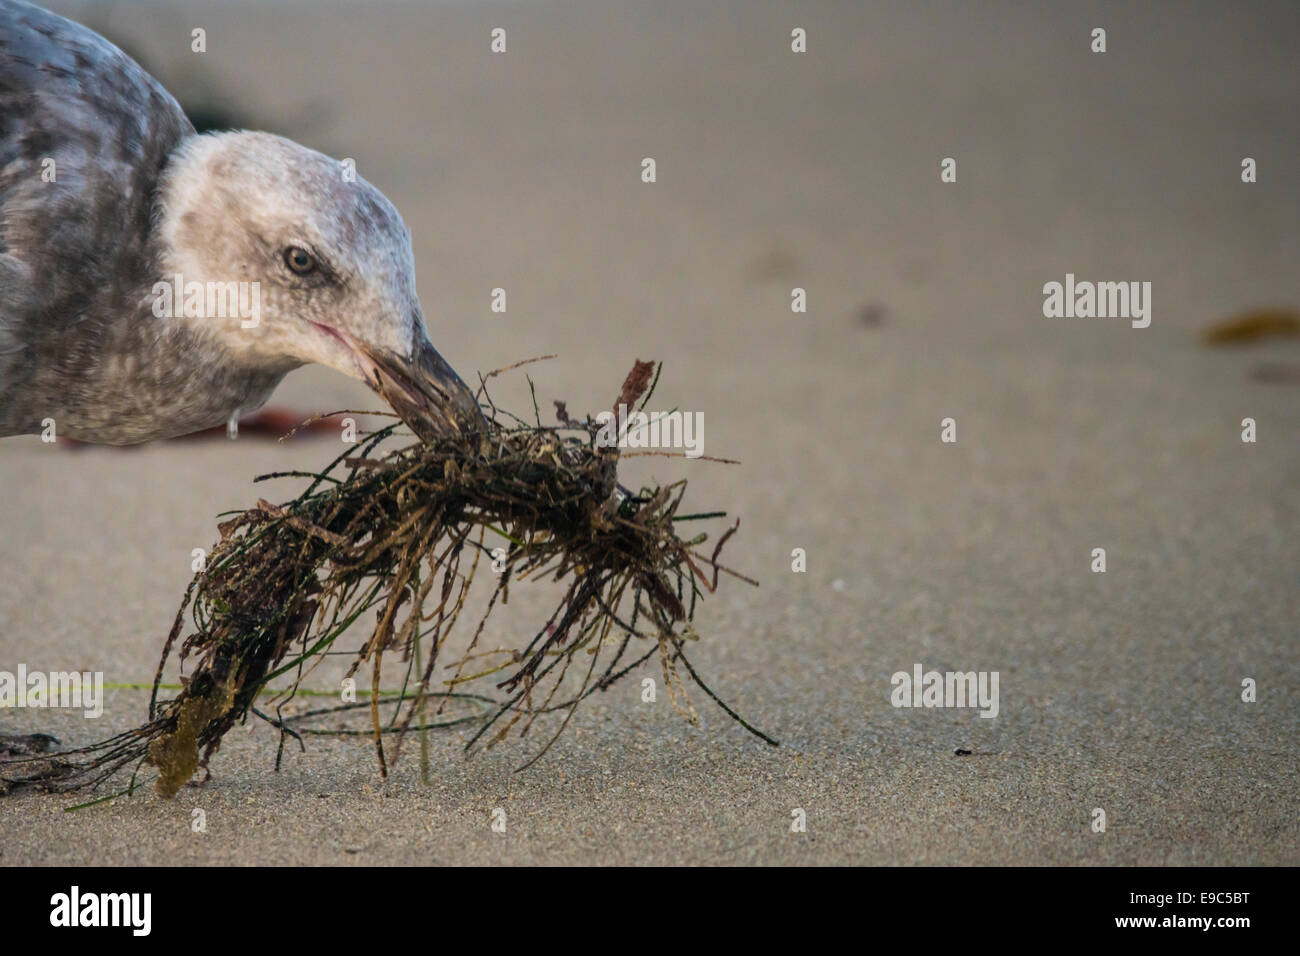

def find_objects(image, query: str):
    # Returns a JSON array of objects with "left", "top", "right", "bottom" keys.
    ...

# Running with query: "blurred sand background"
[{"left": 1, "top": 0, "right": 1297, "bottom": 864}]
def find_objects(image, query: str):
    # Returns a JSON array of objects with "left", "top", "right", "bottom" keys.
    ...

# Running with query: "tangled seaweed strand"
[{"left": 1, "top": 360, "right": 775, "bottom": 799}]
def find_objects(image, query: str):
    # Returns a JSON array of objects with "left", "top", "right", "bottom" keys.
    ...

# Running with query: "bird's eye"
[{"left": 284, "top": 246, "right": 315, "bottom": 275}]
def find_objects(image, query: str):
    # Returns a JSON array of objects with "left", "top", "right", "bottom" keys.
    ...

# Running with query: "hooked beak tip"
[{"left": 359, "top": 339, "right": 486, "bottom": 441}]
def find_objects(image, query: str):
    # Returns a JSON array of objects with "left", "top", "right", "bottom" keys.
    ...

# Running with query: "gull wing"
[{"left": 0, "top": 0, "right": 194, "bottom": 434}]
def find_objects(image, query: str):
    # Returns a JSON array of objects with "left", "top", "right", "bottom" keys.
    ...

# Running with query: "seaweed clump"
[{"left": 2, "top": 360, "right": 773, "bottom": 798}]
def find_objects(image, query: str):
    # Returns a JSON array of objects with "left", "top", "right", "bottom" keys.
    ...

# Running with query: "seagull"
[{"left": 0, "top": 0, "right": 483, "bottom": 445}]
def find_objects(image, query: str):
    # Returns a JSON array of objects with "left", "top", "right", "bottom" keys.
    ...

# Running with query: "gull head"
[{"left": 157, "top": 130, "right": 484, "bottom": 439}]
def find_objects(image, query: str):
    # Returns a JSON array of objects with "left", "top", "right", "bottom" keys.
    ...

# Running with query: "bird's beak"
[{"left": 356, "top": 336, "right": 487, "bottom": 442}]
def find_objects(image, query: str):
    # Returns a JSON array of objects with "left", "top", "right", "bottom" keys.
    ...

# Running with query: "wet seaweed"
[{"left": 1, "top": 360, "right": 775, "bottom": 799}]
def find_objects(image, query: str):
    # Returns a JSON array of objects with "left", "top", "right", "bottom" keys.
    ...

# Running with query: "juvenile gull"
[{"left": 0, "top": 0, "right": 483, "bottom": 444}]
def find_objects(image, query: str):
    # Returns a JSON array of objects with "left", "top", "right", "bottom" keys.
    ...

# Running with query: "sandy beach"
[{"left": 1, "top": 0, "right": 1297, "bottom": 865}]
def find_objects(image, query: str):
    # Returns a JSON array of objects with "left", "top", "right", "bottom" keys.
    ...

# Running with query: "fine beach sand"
[{"left": 1, "top": 0, "right": 1297, "bottom": 865}]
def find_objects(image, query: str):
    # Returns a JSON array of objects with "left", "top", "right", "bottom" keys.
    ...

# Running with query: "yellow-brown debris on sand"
[{"left": 1201, "top": 308, "right": 1300, "bottom": 345}]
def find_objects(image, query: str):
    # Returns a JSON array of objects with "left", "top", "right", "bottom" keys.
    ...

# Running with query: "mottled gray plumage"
[{"left": 0, "top": 0, "right": 480, "bottom": 444}]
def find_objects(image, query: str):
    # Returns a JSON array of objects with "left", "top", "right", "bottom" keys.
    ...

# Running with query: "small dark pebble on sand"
[
  {"left": 1251, "top": 362, "right": 1300, "bottom": 385},
  {"left": 857, "top": 303, "right": 887, "bottom": 327},
  {"left": 0, "top": 733, "right": 60, "bottom": 757}
]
